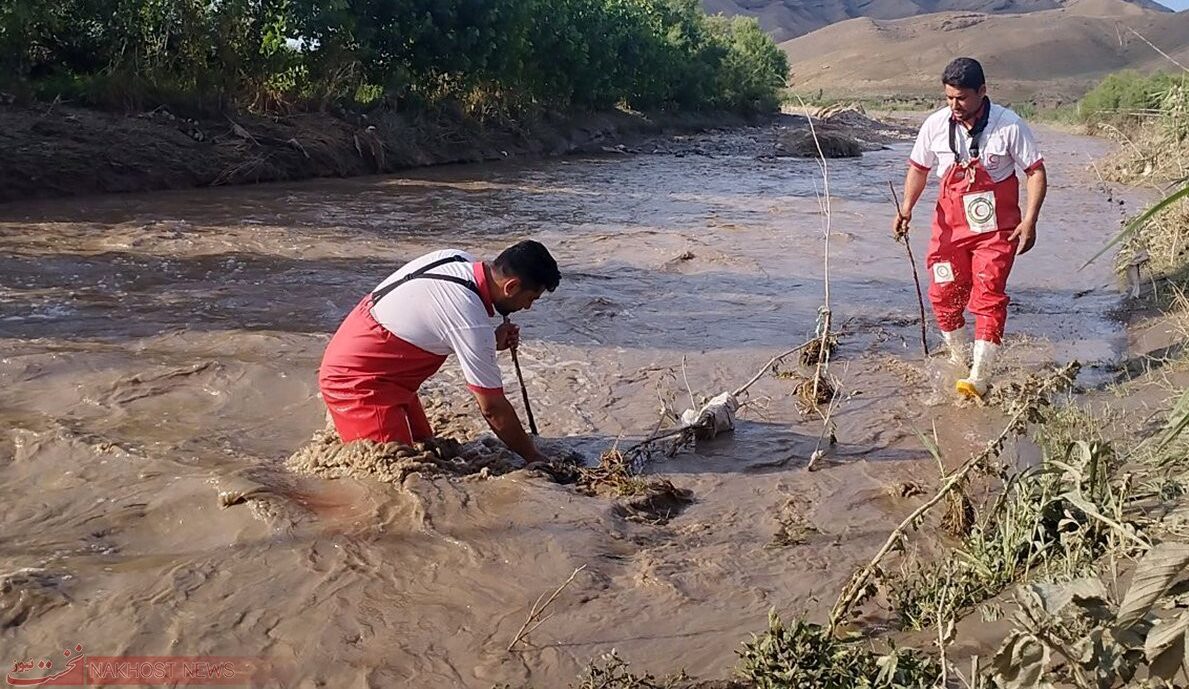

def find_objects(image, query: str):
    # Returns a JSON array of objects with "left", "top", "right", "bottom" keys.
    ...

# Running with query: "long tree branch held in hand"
[{"left": 889, "top": 181, "right": 930, "bottom": 358}]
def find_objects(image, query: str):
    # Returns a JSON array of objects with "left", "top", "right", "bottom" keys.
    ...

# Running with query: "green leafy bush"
[
  {"left": 737, "top": 611, "right": 939, "bottom": 688},
  {"left": 0, "top": 0, "right": 788, "bottom": 114}
]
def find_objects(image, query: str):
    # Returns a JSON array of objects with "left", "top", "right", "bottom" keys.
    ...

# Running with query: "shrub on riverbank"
[
  {"left": 0, "top": 0, "right": 788, "bottom": 116},
  {"left": 1079, "top": 70, "right": 1184, "bottom": 126},
  {"left": 1078, "top": 70, "right": 1188, "bottom": 291}
]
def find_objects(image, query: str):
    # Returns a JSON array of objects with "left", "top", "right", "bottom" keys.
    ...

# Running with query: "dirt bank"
[
  {"left": 0, "top": 102, "right": 918, "bottom": 204},
  {"left": 0, "top": 104, "right": 765, "bottom": 203}
]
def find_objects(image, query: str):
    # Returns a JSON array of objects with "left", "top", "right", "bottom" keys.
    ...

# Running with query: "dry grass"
[
  {"left": 793, "top": 374, "right": 836, "bottom": 414},
  {"left": 576, "top": 449, "right": 654, "bottom": 497},
  {"left": 940, "top": 486, "right": 976, "bottom": 538},
  {"left": 1096, "top": 82, "right": 1189, "bottom": 295},
  {"left": 798, "top": 334, "right": 837, "bottom": 368}
]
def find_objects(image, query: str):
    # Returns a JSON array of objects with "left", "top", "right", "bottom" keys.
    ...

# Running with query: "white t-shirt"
[
  {"left": 909, "top": 103, "right": 1044, "bottom": 183},
  {"left": 371, "top": 249, "right": 503, "bottom": 393}
]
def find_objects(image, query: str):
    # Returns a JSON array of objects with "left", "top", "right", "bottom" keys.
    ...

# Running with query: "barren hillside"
[
  {"left": 777, "top": 0, "right": 1189, "bottom": 101},
  {"left": 702, "top": 0, "right": 1170, "bottom": 41}
]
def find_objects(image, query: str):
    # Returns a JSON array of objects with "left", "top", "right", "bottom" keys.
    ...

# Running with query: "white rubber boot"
[
  {"left": 941, "top": 328, "right": 971, "bottom": 368},
  {"left": 956, "top": 340, "right": 999, "bottom": 399}
]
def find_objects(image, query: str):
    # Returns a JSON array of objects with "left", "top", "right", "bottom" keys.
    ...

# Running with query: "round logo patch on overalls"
[
  {"left": 963, "top": 190, "right": 999, "bottom": 234},
  {"left": 968, "top": 196, "right": 994, "bottom": 224},
  {"left": 932, "top": 261, "right": 955, "bottom": 284}
]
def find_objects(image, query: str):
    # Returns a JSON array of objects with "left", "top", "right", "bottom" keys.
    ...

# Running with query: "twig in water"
[
  {"left": 806, "top": 363, "right": 849, "bottom": 471},
  {"left": 507, "top": 565, "right": 587, "bottom": 651},
  {"left": 797, "top": 100, "right": 833, "bottom": 318},
  {"left": 732, "top": 339, "right": 816, "bottom": 398},
  {"left": 801, "top": 104, "right": 834, "bottom": 373},
  {"left": 680, "top": 355, "right": 697, "bottom": 412},
  {"left": 626, "top": 424, "right": 696, "bottom": 452},
  {"left": 889, "top": 181, "right": 930, "bottom": 359}
]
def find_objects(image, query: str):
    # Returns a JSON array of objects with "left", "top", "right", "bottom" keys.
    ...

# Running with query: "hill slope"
[
  {"left": 777, "top": 0, "right": 1189, "bottom": 101},
  {"left": 702, "top": 0, "right": 1171, "bottom": 42}
]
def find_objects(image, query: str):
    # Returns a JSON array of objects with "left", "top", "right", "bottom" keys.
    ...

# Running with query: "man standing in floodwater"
[
  {"left": 318, "top": 240, "right": 560, "bottom": 463},
  {"left": 893, "top": 57, "right": 1048, "bottom": 399}
]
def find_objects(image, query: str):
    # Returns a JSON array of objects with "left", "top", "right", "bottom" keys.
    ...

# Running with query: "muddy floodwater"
[{"left": 0, "top": 124, "right": 1136, "bottom": 687}]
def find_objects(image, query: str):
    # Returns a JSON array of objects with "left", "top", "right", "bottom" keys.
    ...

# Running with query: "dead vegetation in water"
[
  {"left": 914, "top": 425, "right": 977, "bottom": 540},
  {"left": 773, "top": 358, "right": 839, "bottom": 417},
  {"left": 558, "top": 449, "right": 693, "bottom": 524},
  {"left": 940, "top": 483, "right": 976, "bottom": 539},
  {"left": 767, "top": 498, "right": 819, "bottom": 548},
  {"left": 792, "top": 375, "right": 836, "bottom": 414},
  {"left": 507, "top": 565, "right": 587, "bottom": 652},
  {"left": 892, "top": 481, "right": 925, "bottom": 499},
  {"left": 798, "top": 333, "right": 837, "bottom": 368}
]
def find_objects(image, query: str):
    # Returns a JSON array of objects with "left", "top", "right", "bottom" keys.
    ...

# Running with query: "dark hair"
[
  {"left": 942, "top": 57, "right": 986, "bottom": 90},
  {"left": 493, "top": 240, "right": 561, "bottom": 292}
]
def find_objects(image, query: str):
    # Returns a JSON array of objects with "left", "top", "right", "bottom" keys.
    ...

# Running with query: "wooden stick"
[
  {"left": 507, "top": 565, "right": 586, "bottom": 651},
  {"left": 800, "top": 102, "right": 836, "bottom": 401},
  {"left": 889, "top": 181, "right": 930, "bottom": 359},
  {"left": 505, "top": 316, "right": 539, "bottom": 436},
  {"left": 806, "top": 363, "right": 849, "bottom": 472}
]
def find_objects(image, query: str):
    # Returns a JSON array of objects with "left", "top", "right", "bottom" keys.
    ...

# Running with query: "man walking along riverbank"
[{"left": 893, "top": 57, "right": 1049, "bottom": 399}]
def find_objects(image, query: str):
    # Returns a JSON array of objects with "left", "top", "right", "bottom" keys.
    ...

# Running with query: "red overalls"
[
  {"left": 926, "top": 107, "right": 1022, "bottom": 345},
  {"left": 318, "top": 256, "right": 493, "bottom": 444}
]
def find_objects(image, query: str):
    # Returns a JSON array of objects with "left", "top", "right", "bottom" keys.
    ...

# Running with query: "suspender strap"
[
  {"left": 371, "top": 255, "right": 479, "bottom": 304},
  {"left": 949, "top": 97, "right": 992, "bottom": 162}
]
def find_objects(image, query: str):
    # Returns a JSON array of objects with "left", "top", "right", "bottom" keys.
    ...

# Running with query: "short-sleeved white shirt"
[
  {"left": 909, "top": 103, "right": 1044, "bottom": 183},
  {"left": 371, "top": 249, "right": 503, "bottom": 393}
]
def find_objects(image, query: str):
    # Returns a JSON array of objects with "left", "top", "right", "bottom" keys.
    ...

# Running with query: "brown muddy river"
[{"left": 0, "top": 122, "right": 1135, "bottom": 687}]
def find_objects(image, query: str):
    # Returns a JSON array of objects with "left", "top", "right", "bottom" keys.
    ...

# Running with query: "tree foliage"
[{"left": 0, "top": 0, "right": 789, "bottom": 114}]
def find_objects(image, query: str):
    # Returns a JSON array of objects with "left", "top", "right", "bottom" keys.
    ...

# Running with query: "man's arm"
[
  {"left": 893, "top": 165, "right": 930, "bottom": 237},
  {"left": 895, "top": 118, "right": 936, "bottom": 236},
  {"left": 1008, "top": 164, "right": 1047, "bottom": 255},
  {"left": 472, "top": 390, "right": 546, "bottom": 463},
  {"left": 444, "top": 323, "right": 543, "bottom": 462}
]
